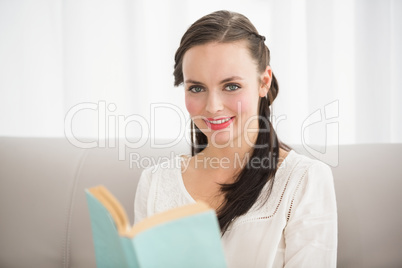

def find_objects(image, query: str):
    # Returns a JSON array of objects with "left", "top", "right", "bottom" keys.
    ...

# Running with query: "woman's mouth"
[{"left": 204, "top": 116, "right": 235, "bottom": 130}]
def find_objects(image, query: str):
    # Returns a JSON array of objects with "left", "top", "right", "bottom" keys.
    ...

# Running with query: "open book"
[{"left": 85, "top": 185, "right": 227, "bottom": 268}]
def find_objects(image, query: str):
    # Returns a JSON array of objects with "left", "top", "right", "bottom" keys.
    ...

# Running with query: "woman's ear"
[{"left": 259, "top": 66, "right": 272, "bottom": 98}]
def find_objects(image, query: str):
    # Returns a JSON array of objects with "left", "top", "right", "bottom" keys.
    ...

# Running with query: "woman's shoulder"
[
  {"left": 278, "top": 150, "right": 337, "bottom": 228},
  {"left": 278, "top": 149, "right": 335, "bottom": 213},
  {"left": 278, "top": 149, "right": 333, "bottom": 182},
  {"left": 273, "top": 149, "right": 334, "bottom": 209},
  {"left": 135, "top": 155, "right": 184, "bottom": 196},
  {"left": 136, "top": 154, "right": 193, "bottom": 215},
  {"left": 139, "top": 154, "right": 183, "bottom": 177}
]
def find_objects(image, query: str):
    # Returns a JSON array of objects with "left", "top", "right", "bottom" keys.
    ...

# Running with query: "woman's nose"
[{"left": 205, "top": 91, "right": 224, "bottom": 114}]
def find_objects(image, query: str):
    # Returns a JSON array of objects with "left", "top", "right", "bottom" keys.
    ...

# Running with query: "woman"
[{"left": 134, "top": 10, "right": 337, "bottom": 267}]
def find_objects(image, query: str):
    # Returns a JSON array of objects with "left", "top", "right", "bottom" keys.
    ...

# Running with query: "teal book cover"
[{"left": 85, "top": 185, "right": 227, "bottom": 268}]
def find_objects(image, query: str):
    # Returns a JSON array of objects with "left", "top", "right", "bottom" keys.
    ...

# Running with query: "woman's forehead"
[
  {"left": 183, "top": 41, "right": 249, "bottom": 61},
  {"left": 182, "top": 41, "right": 258, "bottom": 82}
]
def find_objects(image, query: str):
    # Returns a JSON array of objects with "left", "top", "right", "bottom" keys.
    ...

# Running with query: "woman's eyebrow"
[
  {"left": 185, "top": 76, "right": 244, "bottom": 85},
  {"left": 184, "top": 79, "right": 204, "bottom": 85},
  {"left": 219, "top": 76, "right": 244, "bottom": 84}
]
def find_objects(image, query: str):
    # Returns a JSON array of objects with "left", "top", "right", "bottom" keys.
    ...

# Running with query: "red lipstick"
[{"left": 204, "top": 117, "right": 235, "bottom": 130}]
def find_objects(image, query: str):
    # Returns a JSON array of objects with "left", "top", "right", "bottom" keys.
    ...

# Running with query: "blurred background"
[{"left": 0, "top": 0, "right": 401, "bottom": 147}]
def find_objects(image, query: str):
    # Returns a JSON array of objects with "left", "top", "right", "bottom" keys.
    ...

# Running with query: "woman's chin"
[{"left": 207, "top": 131, "right": 238, "bottom": 148}]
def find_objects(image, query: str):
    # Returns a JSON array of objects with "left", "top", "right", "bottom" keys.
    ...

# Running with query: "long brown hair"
[{"left": 173, "top": 10, "right": 290, "bottom": 235}]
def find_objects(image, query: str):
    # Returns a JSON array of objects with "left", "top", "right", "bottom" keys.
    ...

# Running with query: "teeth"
[{"left": 208, "top": 117, "right": 232, "bottom": 124}]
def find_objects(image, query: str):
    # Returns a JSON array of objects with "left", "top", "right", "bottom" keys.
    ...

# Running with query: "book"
[{"left": 85, "top": 185, "right": 227, "bottom": 268}]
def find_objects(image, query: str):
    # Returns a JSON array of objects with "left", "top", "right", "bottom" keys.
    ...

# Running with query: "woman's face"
[{"left": 182, "top": 41, "right": 271, "bottom": 147}]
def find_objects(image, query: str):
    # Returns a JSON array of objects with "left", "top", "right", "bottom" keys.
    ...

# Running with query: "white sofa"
[{"left": 0, "top": 137, "right": 401, "bottom": 267}]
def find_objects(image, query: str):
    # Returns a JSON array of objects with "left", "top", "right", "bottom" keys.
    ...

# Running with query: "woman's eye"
[
  {"left": 189, "top": 86, "right": 203, "bottom": 93},
  {"left": 225, "top": 84, "right": 240, "bottom": 91}
]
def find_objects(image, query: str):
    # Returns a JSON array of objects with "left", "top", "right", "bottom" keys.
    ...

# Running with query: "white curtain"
[{"left": 1, "top": 0, "right": 401, "bottom": 146}]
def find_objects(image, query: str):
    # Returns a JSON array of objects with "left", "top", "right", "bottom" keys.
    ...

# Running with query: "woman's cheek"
[
  {"left": 185, "top": 96, "right": 201, "bottom": 117},
  {"left": 230, "top": 94, "right": 251, "bottom": 116}
]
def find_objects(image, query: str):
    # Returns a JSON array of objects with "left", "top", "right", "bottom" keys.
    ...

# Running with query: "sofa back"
[{"left": 0, "top": 137, "right": 401, "bottom": 267}]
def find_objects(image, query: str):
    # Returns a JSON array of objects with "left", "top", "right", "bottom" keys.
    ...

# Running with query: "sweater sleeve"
[
  {"left": 133, "top": 167, "right": 153, "bottom": 224},
  {"left": 284, "top": 161, "right": 338, "bottom": 268}
]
